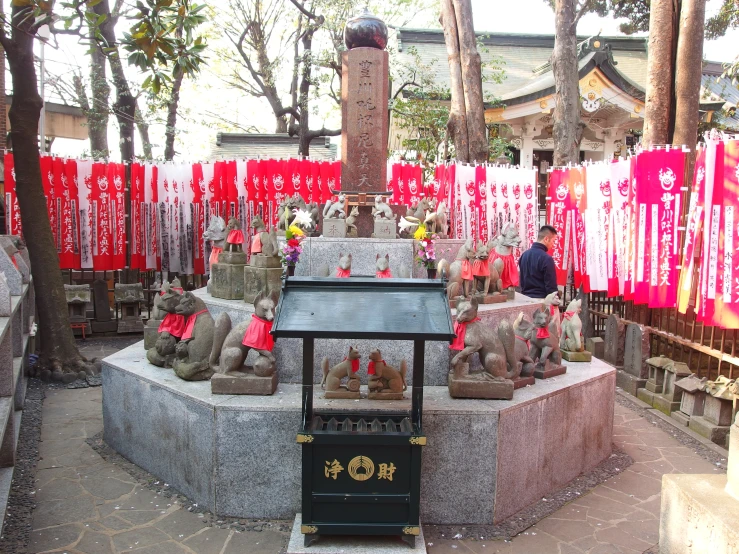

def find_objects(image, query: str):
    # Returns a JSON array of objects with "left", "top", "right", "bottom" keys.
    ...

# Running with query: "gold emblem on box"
[
  {"left": 409, "top": 436, "right": 427, "bottom": 445},
  {"left": 403, "top": 526, "right": 420, "bottom": 535},
  {"left": 301, "top": 525, "right": 318, "bottom": 534},
  {"left": 296, "top": 434, "right": 314, "bottom": 443},
  {"left": 347, "top": 455, "right": 375, "bottom": 481}
]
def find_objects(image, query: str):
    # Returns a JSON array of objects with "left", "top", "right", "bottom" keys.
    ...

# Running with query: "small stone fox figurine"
[
  {"left": 335, "top": 252, "right": 352, "bottom": 278},
  {"left": 321, "top": 347, "right": 362, "bottom": 396},
  {"left": 367, "top": 350, "right": 407, "bottom": 393},
  {"left": 376, "top": 253, "right": 392, "bottom": 278}
]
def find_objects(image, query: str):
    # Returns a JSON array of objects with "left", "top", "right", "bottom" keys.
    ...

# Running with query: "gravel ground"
[
  {"left": 0, "top": 380, "right": 45, "bottom": 554},
  {"left": 615, "top": 392, "right": 728, "bottom": 470}
]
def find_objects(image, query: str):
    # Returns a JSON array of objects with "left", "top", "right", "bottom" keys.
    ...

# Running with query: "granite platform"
[
  {"left": 193, "top": 287, "right": 543, "bottom": 386},
  {"left": 276, "top": 237, "right": 465, "bottom": 279},
  {"left": 102, "top": 342, "right": 616, "bottom": 525}
]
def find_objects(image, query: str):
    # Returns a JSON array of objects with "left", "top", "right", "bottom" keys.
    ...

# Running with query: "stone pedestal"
[
  {"left": 585, "top": 337, "right": 604, "bottom": 359},
  {"left": 324, "top": 390, "right": 361, "bottom": 400},
  {"left": 144, "top": 323, "right": 161, "bottom": 350},
  {"left": 561, "top": 350, "right": 592, "bottom": 362},
  {"left": 617, "top": 323, "right": 649, "bottom": 395},
  {"left": 372, "top": 219, "right": 396, "bottom": 239},
  {"left": 211, "top": 370, "right": 278, "bottom": 395},
  {"left": 368, "top": 391, "right": 404, "bottom": 400},
  {"left": 604, "top": 315, "right": 625, "bottom": 367},
  {"left": 513, "top": 375, "right": 535, "bottom": 389},
  {"left": 244, "top": 256, "right": 283, "bottom": 304},
  {"left": 671, "top": 381, "right": 706, "bottom": 426},
  {"left": 474, "top": 293, "right": 508, "bottom": 305},
  {"left": 448, "top": 368, "right": 514, "bottom": 400},
  {"left": 322, "top": 219, "right": 347, "bottom": 238},
  {"left": 103, "top": 344, "right": 616, "bottom": 524},
  {"left": 211, "top": 261, "right": 247, "bottom": 300},
  {"left": 534, "top": 359, "right": 567, "bottom": 379}
]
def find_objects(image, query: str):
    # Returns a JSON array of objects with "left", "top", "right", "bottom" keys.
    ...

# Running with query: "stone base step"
[
  {"left": 636, "top": 388, "right": 657, "bottom": 407},
  {"left": 689, "top": 415, "right": 731, "bottom": 448},
  {"left": 671, "top": 411, "right": 691, "bottom": 426},
  {"left": 616, "top": 370, "right": 646, "bottom": 396}
]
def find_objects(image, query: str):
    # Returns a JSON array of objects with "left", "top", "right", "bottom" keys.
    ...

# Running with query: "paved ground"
[{"left": 21, "top": 360, "right": 727, "bottom": 553}]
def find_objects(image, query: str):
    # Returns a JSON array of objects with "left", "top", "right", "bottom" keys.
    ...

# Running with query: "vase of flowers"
[
  {"left": 281, "top": 224, "right": 305, "bottom": 273},
  {"left": 414, "top": 223, "right": 438, "bottom": 278}
]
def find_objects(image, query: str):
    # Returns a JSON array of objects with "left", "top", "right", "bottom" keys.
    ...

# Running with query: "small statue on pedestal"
[
  {"left": 439, "top": 239, "right": 475, "bottom": 300},
  {"left": 448, "top": 296, "right": 519, "bottom": 399},
  {"left": 471, "top": 240, "right": 493, "bottom": 297},
  {"left": 245, "top": 215, "right": 282, "bottom": 303},
  {"left": 210, "top": 218, "right": 247, "bottom": 299},
  {"left": 335, "top": 252, "right": 352, "bottom": 278},
  {"left": 560, "top": 298, "right": 592, "bottom": 361},
  {"left": 210, "top": 290, "right": 279, "bottom": 395},
  {"left": 424, "top": 201, "right": 448, "bottom": 238},
  {"left": 144, "top": 278, "right": 183, "bottom": 350},
  {"left": 321, "top": 347, "right": 362, "bottom": 399},
  {"left": 529, "top": 306, "right": 567, "bottom": 378},
  {"left": 203, "top": 216, "right": 227, "bottom": 270},
  {"left": 367, "top": 349, "right": 407, "bottom": 400},
  {"left": 171, "top": 292, "right": 215, "bottom": 381},
  {"left": 146, "top": 282, "right": 184, "bottom": 367},
  {"left": 371, "top": 196, "right": 398, "bottom": 239},
  {"left": 322, "top": 194, "right": 348, "bottom": 238},
  {"left": 488, "top": 224, "right": 522, "bottom": 300},
  {"left": 375, "top": 254, "right": 393, "bottom": 278},
  {"left": 346, "top": 206, "right": 359, "bottom": 237}
]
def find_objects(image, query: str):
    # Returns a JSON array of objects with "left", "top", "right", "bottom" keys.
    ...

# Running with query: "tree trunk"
[
  {"left": 164, "top": 70, "right": 185, "bottom": 161},
  {"left": 136, "top": 109, "right": 153, "bottom": 161},
  {"left": 552, "top": 0, "right": 581, "bottom": 166},
  {"left": 74, "top": 44, "right": 110, "bottom": 158},
  {"left": 297, "top": 23, "right": 317, "bottom": 157},
  {"left": 440, "top": 0, "right": 469, "bottom": 162},
  {"left": 673, "top": 0, "right": 705, "bottom": 160},
  {"left": 95, "top": 0, "right": 136, "bottom": 161},
  {"left": 452, "top": 0, "right": 488, "bottom": 163},
  {"left": 5, "top": 6, "right": 87, "bottom": 373},
  {"left": 643, "top": 0, "right": 676, "bottom": 147}
]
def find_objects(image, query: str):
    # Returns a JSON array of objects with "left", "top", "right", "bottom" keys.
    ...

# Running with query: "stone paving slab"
[{"left": 21, "top": 381, "right": 728, "bottom": 554}]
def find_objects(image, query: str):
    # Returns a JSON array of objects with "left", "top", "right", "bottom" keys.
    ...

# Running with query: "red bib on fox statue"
[
  {"left": 242, "top": 315, "right": 275, "bottom": 351},
  {"left": 449, "top": 317, "right": 481, "bottom": 350},
  {"left": 489, "top": 250, "right": 519, "bottom": 289}
]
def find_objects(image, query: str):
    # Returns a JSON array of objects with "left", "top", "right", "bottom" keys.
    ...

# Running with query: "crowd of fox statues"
[{"left": 145, "top": 207, "right": 591, "bottom": 399}]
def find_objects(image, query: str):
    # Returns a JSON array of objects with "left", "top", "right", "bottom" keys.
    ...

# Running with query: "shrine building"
[{"left": 392, "top": 29, "right": 738, "bottom": 170}]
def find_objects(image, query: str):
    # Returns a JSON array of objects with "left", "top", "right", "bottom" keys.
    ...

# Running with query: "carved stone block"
[
  {"left": 324, "top": 390, "right": 361, "bottom": 400},
  {"left": 219, "top": 251, "right": 247, "bottom": 265},
  {"left": 249, "top": 254, "right": 282, "bottom": 269},
  {"left": 561, "top": 350, "right": 592, "bottom": 362},
  {"left": 211, "top": 261, "right": 247, "bottom": 300},
  {"left": 372, "top": 219, "right": 396, "bottom": 239},
  {"left": 211, "top": 370, "right": 278, "bottom": 395},
  {"left": 585, "top": 337, "right": 605, "bottom": 359},
  {"left": 244, "top": 266, "right": 283, "bottom": 304},
  {"left": 368, "top": 391, "right": 404, "bottom": 400},
  {"left": 448, "top": 368, "right": 514, "bottom": 400},
  {"left": 534, "top": 359, "right": 567, "bottom": 379},
  {"left": 513, "top": 375, "right": 535, "bottom": 389},
  {"left": 322, "top": 219, "right": 347, "bottom": 238}
]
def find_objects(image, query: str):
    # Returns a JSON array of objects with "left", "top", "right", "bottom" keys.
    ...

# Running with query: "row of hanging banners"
[
  {"left": 3, "top": 152, "right": 540, "bottom": 273},
  {"left": 548, "top": 136, "right": 739, "bottom": 328}
]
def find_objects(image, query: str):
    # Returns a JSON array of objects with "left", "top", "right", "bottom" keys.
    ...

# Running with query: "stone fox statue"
[
  {"left": 321, "top": 347, "right": 362, "bottom": 392},
  {"left": 250, "top": 214, "right": 280, "bottom": 257},
  {"left": 452, "top": 296, "right": 519, "bottom": 379},
  {"left": 368, "top": 350, "right": 407, "bottom": 393},
  {"left": 530, "top": 307, "right": 563, "bottom": 366},
  {"left": 209, "top": 290, "right": 279, "bottom": 376},
  {"left": 438, "top": 238, "right": 476, "bottom": 299},
  {"left": 560, "top": 298, "right": 584, "bottom": 352},
  {"left": 146, "top": 283, "right": 182, "bottom": 367},
  {"left": 171, "top": 292, "right": 215, "bottom": 381}
]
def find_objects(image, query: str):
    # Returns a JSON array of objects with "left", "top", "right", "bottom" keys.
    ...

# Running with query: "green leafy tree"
[{"left": 122, "top": 0, "right": 209, "bottom": 160}]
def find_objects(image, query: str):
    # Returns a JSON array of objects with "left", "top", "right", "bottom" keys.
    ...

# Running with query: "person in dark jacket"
[{"left": 518, "top": 225, "right": 558, "bottom": 299}]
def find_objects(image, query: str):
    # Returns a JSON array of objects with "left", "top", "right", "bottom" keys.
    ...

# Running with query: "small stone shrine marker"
[
  {"left": 604, "top": 314, "right": 625, "bottom": 367},
  {"left": 619, "top": 323, "right": 650, "bottom": 395}
]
